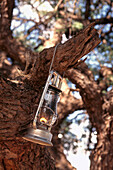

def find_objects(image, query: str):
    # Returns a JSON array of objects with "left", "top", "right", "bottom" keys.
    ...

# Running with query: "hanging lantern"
[{"left": 23, "top": 45, "right": 62, "bottom": 146}]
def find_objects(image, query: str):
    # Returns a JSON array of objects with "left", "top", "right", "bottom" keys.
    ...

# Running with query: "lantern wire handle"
[
  {"left": 49, "top": 43, "right": 60, "bottom": 73},
  {"left": 33, "top": 44, "right": 60, "bottom": 129}
]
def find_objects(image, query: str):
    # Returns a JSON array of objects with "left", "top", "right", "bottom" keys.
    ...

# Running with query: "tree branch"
[
  {"left": 90, "top": 18, "right": 113, "bottom": 24},
  {"left": 7, "top": 0, "right": 15, "bottom": 24},
  {"left": 0, "top": 0, "right": 14, "bottom": 33},
  {"left": 57, "top": 79, "right": 84, "bottom": 126},
  {"left": 59, "top": 10, "right": 113, "bottom": 25},
  {"left": 98, "top": 66, "right": 113, "bottom": 91},
  {"left": 66, "top": 63, "right": 103, "bottom": 129},
  {"left": 103, "top": 87, "right": 113, "bottom": 114},
  {"left": 29, "top": 22, "right": 100, "bottom": 83},
  {"left": 85, "top": 0, "right": 91, "bottom": 19},
  {"left": 0, "top": 22, "right": 100, "bottom": 83},
  {"left": 107, "top": 88, "right": 113, "bottom": 114}
]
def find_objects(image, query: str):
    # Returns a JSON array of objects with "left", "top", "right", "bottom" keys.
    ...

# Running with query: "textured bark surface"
[
  {"left": 1, "top": 0, "right": 113, "bottom": 169},
  {"left": 0, "top": 24, "right": 100, "bottom": 169},
  {"left": 65, "top": 64, "right": 113, "bottom": 170},
  {"left": 0, "top": 77, "right": 56, "bottom": 170},
  {"left": 90, "top": 112, "right": 113, "bottom": 170},
  {"left": 66, "top": 64, "right": 103, "bottom": 129},
  {"left": 90, "top": 87, "right": 113, "bottom": 170},
  {"left": 0, "top": 141, "right": 55, "bottom": 170}
]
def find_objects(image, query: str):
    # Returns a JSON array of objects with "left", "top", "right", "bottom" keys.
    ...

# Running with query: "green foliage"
[
  {"left": 37, "top": 45, "right": 44, "bottom": 52},
  {"left": 72, "top": 21, "right": 83, "bottom": 30},
  {"left": 56, "top": 28, "right": 66, "bottom": 33}
]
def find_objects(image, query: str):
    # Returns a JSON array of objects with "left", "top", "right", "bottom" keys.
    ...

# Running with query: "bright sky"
[{"left": 67, "top": 149, "right": 90, "bottom": 170}]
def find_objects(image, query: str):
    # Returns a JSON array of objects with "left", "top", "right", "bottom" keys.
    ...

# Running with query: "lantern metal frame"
[{"left": 23, "top": 44, "right": 62, "bottom": 146}]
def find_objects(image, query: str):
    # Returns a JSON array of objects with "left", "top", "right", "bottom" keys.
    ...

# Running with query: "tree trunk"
[
  {"left": 0, "top": 141, "right": 55, "bottom": 170},
  {"left": 0, "top": 1, "right": 102, "bottom": 168},
  {"left": 90, "top": 89, "right": 113, "bottom": 170},
  {"left": 66, "top": 65, "right": 113, "bottom": 170},
  {"left": 0, "top": 77, "right": 56, "bottom": 170},
  {"left": 90, "top": 112, "right": 113, "bottom": 170}
]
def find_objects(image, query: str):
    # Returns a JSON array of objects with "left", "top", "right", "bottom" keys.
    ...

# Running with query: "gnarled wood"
[
  {"left": 0, "top": 77, "right": 56, "bottom": 170},
  {"left": 66, "top": 63, "right": 103, "bottom": 129},
  {"left": 65, "top": 64, "right": 113, "bottom": 170}
]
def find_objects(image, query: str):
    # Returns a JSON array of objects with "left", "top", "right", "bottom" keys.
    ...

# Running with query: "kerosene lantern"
[{"left": 23, "top": 44, "right": 62, "bottom": 146}]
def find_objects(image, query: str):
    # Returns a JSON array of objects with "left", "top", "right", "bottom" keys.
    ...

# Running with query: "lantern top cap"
[{"left": 49, "top": 71, "right": 62, "bottom": 91}]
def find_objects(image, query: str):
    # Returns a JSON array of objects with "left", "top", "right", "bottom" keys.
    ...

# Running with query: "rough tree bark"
[
  {"left": 66, "top": 64, "right": 113, "bottom": 170},
  {"left": 0, "top": 22, "right": 100, "bottom": 169},
  {"left": 0, "top": 1, "right": 100, "bottom": 169},
  {"left": 1, "top": 0, "right": 113, "bottom": 170}
]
